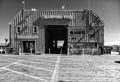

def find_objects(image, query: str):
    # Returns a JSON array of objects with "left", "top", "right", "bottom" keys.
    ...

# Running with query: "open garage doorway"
[{"left": 45, "top": 25, "right": 68, "bottom": 54}]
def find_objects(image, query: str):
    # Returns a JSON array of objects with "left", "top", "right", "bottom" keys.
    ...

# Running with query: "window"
[
  {"left": 70, "top": 30, "right": 85, "bottom": 35},
  {"left": 81, "top": 30, "right": 85, "bottom": 34},
  {"left": 33, "top": 26, "right": 38, "bottom": 33},
  {"left": 17, "top": 27, "right": 21, "bottom": 33},
  {"left": 74, "top": 31, "right": 81, "bottom": 34},
  {"left": 70, "top": 31, "right": 73, "bottom": 35},
  {"left": 71, "top": 37, "right": 77, "bottom": 42}
]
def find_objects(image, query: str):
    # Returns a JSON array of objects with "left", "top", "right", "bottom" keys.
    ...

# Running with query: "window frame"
[
  {"left": 16, "top": 26, "right": 21, "bottom": 33},
  {"left": 33, "top": 26, "right": 38, "bottom": 33}
]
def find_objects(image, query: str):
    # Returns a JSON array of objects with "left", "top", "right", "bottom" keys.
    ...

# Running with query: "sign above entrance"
[{"left": 43, "top": 15, "right": 73, "bottom": 19}]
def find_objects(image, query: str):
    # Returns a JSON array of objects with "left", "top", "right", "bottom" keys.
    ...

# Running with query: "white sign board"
[
  {"left": 111, "top": 51, "right": 119, "bottom": 55},
  {"left": 57, "top": 40, "right": 64, "bottom": 48}
]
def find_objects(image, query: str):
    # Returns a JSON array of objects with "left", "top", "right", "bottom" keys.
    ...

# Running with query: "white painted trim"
[
  {"left": 17, "top": 63, "right": 53, "bottom": 72},
  {"left": 4, "top": 68, "right": 48, "bottom": 82},
  {"left": 50, "top": 55, "right": 61, "bottom": 82},
  {"left": 0, "top": 60, "right": 22, "bottom": 69},
  {"left": 23, "top": 57, "right": 56, "bottom": 63}
]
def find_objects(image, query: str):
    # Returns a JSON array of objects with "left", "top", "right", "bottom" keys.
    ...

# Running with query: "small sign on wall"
[{"left": 57, "top": 40, "right": 64, "bottom": 48}]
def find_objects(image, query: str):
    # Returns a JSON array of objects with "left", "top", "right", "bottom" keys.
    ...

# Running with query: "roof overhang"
[{"left": 17, "top": 35, "right": 38, "bottom": 39}]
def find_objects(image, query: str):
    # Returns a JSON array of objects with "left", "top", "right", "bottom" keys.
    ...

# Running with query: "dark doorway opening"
[
  {"left": 23, "top": 41, "right": 35, "bottom": 53},
  {"left": 45, "top": 25, "right": 68, "bottom": 54}
]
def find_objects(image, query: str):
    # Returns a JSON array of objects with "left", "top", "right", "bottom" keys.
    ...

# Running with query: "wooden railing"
[{"left": 73, "top": 10, "right": 104, "bottom": 46}]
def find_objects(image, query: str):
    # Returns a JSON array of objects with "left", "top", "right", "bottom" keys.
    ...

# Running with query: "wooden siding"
[{"left": 9, "top": 9, "right": 104, "bottom": 54}]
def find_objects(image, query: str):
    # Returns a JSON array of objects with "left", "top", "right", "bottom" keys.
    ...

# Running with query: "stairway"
[
  {"left": 74, "top": 10, "right": 102, "bottom": 46},
  {"left": 71, "top": 10, "right": 104, "bottom": 55}
]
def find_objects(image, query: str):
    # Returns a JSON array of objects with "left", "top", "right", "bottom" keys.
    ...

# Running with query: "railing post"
[{"left": 82, "top": 48, "right": 84, "bottom": 55}]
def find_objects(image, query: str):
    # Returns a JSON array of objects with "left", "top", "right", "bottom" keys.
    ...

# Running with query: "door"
[
  {"left": 45, "top": 25, "right": 68, "bottom": 54},
  {"left": 23, "top": 41, "right": 35, "bottom": 53}
]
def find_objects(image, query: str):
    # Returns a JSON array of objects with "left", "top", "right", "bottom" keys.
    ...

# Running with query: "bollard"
[
  {"left": 82, "top": 48, "right": 84, "bottom": 56},
  {"left": 19, "top": 48, "right": 22, "bottom": 55}
]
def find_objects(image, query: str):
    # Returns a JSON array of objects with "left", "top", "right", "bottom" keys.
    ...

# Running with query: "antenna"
[
  {"left": 59, "top": 0, "right": 65, "bottom": 10},
  {"left": 22, "top": 0, "right": 25, "bottom": 10},
  {"left": 62, "top": 5, "right": 65, "bottom": 10}
]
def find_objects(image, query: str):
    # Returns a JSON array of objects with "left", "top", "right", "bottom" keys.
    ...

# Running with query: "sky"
[{"left": 0, "top": 0, "right": 120, "bottom": 46}]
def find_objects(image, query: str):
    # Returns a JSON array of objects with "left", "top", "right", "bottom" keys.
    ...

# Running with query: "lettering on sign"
[{"left": 43, "top": 15, "right": 73, "bottom": 19}]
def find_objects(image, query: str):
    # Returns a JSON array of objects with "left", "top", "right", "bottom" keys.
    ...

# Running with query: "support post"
[
  {"left": 82, "top": 48, "right": 84, "bottom": 55},
  {"left": 60, "top": 47, "right": 62, "bottom": 54},
  {"left": 49, "top": 48, "right": 50, "bottom": 54}
]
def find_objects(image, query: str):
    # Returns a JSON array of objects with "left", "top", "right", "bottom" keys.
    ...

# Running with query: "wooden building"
[{"left": 9, "top": 9, "right": 104, "bottom": 55}]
